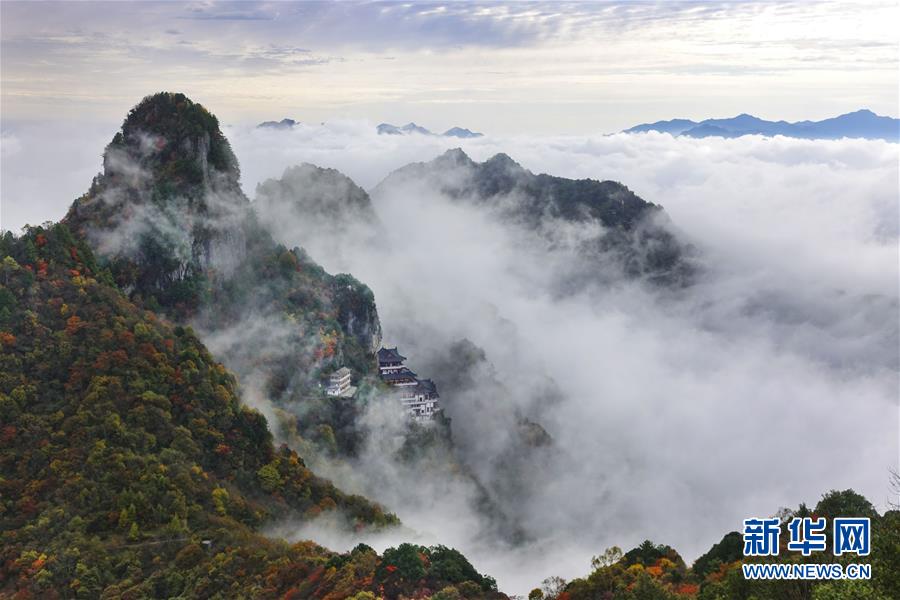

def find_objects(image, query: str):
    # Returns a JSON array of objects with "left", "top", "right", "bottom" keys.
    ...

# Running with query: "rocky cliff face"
[
  {"left": 332, "top": 273, "right": 383, "bottom": 353},
  {"left": 65, "top": 92, "right": 250, "bottom": 311},
  {"left": 63, "top": 91, "right": 383, "bottom": 404}
]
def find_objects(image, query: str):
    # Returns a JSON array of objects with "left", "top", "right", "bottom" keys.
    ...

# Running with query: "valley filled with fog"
[
  {"left": 3, "top": 121, "right": 897, "bottom": 594},
  {"left": 233, "top": 124, "right": 898, "bottom": 592}
]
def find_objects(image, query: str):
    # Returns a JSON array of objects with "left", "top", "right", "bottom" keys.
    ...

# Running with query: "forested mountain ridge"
[
  {"left": 0, "top": 223, "right": 501, "bottom": 598},
  {"left": 62, "top": 92, "right": 384, "bottom": 445},
  {"left": 372, "top": 149, "right": 692, "bottom": 286}
]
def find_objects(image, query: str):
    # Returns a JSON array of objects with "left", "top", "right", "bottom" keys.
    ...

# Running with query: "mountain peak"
[
  {"left": 401, "top": 122, "right": 433, "bottom": 135},
  {"left": 108, "top": 91, "right": 240, "bottom": 189},
  {"left": 435, "top": 147, "right": 475, "bottom": 166},
  {"left": 443, "top": 126, "right": 484, "bottom": 138},
  {"left": 376, "top": 122, "right": 484, "bottom": 137},
  {"left": 123, "top": 92, "right": 222, "bottom": 141},
  {"left": 722, "top": 113, "right": 764, "bottom": 124},
  {"left": 64, "top": 92, "right": 250, "bottom": 312},
  {"left": 485, "top": 152, "right": 521, "bottom": 169},
  {"left": 257, "top": 118, "right": 297, "bottom": 129}
]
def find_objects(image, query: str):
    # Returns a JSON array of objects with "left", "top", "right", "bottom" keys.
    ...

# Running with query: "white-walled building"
[
  {"left": 377, "top": 346, "right": 441, "bottom": 420},
  {"left": 326, "top": 366, "right": 356, "bottom": 397},
  {"left": 396, "top": 378, "right": 441, "bottom": 420}
]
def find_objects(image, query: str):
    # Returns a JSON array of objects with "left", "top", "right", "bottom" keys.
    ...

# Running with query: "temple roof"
[
  {"left": 382, "top": 368, "right": 417, "bottom": 381},
  {"left": 330, "top": 367, "right": 351, "bottom": 379},
  {"left": 416, "top": 378, "right": 439, "bottom": 397},
  {"left": 377, "top": 346, "right": 407, "bottom": 363}
]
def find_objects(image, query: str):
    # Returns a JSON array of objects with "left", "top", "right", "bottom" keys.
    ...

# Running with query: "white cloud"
[
  {"left": 2, "top": 2, "right": 897, "bottom": 130},
  {"left": 1, "top": 113, "right": 896, "bottom": 595},
  {"left": 233, "top": 124, "right": 898, "bottom": 593},
  {"left": 0, "top": 120, "right": 112, "bottom": 231}
]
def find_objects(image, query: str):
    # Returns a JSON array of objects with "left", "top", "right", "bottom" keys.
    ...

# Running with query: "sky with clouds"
[
  {"left": 1, "top": 0, "right": 898, "bottom": 136},
  {"left": 0, "top": 2, "right": 897, "bottom": 590}
]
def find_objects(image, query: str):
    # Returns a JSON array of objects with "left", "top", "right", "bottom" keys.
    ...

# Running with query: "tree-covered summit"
[{"left": 116, "top": 91, "right": 240, "bottom": 183}]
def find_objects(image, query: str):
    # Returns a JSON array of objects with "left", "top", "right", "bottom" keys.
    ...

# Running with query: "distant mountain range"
[
  {"left": 623, "top": 109, "right": 899, "bottom": 141},
  {"left": 257, "top": 117, "right": 298, "bottom": 129},
  {"left": 377, "top": 122, "right": 484, "bottom": 138},
  {"left": 255, "top": 118, "right": 484, "bottom": 138}
]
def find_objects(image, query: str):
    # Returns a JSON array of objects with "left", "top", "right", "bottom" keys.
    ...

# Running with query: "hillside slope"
[{"left": 0, "top": 223, "right": 501, "bottom": 599}]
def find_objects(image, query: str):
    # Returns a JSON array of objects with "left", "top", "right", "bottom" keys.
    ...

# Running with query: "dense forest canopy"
[{"left": 0, "top": 223, "right": 499, "bottom": 599}]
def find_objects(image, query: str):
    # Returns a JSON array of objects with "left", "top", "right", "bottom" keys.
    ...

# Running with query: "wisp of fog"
[
  {"left": 3, "top": 119, "right": 897, "bottom": 595},
  {"left": 222, "top": 123, "right": 899, "bottom": 593}
]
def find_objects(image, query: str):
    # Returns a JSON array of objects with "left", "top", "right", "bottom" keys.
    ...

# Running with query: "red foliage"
[
  {"left": 17, "top": 496, "right": 38, "bottom": 516},
  {"left": 65, "top": 315, "right": 83, "bottom": 335},
  {"left": 215, "top": 443, "right": 232, "bottom": 456},
  {"left": 93, "top": 349, "right": 128, "bottom": 371},
  {"left": 1, "top": 425, "right": 17, "bottom": 444},
  {"left": 676, "top": 583, "right": 700, "bottom": 596},
  {"left": 0, "top": 331, "right": 16, "bottom": 347},
  {"left": 138, "top": 342, "right": 159, "bottom": 361},
  {"left": 35, "top": 234, "right": 47, "bottom": 247}
]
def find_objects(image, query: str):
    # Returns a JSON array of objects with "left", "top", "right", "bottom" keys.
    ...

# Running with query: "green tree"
[{"left": 815, "top": 489, "right": 878, "bottom": 519}]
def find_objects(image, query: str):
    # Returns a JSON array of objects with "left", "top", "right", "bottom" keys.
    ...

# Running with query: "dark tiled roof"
[
  {"left": 382, "top": 368, "right": 417, "bottom": 381},
  {"left": 377, "top": 346, "right": 407, "bottom": 363},
  {"left": 416, "top": 378, "right": 439, "bottom": 397},
  {"left": 330, "top": 367, "right": 351, "bottom": 379}
]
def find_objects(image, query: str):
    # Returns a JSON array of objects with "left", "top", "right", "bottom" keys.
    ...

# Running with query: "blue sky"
[{"left": 1, "top": 0, "right": 898, "bottom": 134}]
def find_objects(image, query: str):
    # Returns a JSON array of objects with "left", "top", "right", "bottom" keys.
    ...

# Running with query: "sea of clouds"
[
  {"left": 2, "top": 120, "right": 897, "bottom": 594},
  {"left": 226, "top": 122, "right": 898, "bottom": 592}
]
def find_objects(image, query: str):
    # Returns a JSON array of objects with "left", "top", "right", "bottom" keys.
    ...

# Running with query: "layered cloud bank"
[
  {"left": 226, "top": 123, "right": 897, "bottom": 591},
  {"left": 3, "top": 120, "right": 897, "bottom": 594}
]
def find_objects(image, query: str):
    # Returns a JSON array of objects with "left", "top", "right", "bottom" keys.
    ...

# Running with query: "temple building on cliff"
[
  {"left": 377, "top": 346, "right": 441, "bottom": 420},
  {"left": 325, "top": 366, "right": 357, "bottom": 398}
]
